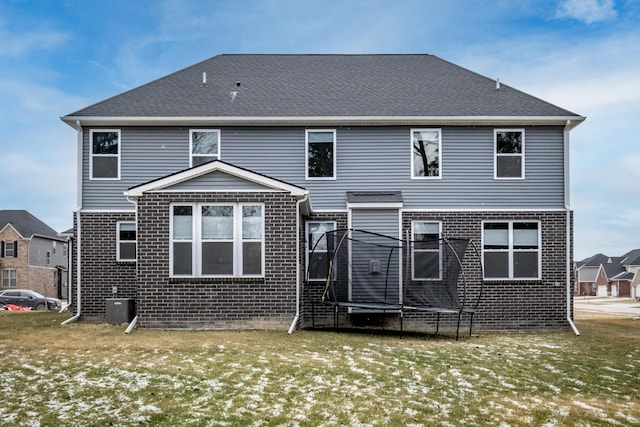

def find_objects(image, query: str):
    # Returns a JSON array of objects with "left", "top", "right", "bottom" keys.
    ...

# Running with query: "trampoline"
[{"left": 306, "top": 228, "right": 483, "bottom": 339}]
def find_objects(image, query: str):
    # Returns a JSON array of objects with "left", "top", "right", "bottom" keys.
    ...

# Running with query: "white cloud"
[
  {"left": 556, "top": 0, "right": 617, "bottom": 24},
  {"left": 0, "top": 18, "right": 69, "bottom": 57}
]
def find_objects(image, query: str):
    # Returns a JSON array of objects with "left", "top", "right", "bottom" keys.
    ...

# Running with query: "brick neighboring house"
[
  {"left": 61, "top": 54, "right": 585, "bottom": 332},
  {"left": 0, "top": 210, "right": 69, "bottom": 299},
  {"left": 575, "top": 250, "right": 640, "bottom": 297}
]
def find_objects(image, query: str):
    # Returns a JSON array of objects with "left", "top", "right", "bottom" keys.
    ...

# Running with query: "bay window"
[{"left": 171, "top": 203, "right": 264, "bottom": 277}]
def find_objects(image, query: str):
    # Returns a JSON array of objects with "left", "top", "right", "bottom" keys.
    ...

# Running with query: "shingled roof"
[
  {"left": 62, "top": 54, "right": 583, "bottom": 124},
  {"left": 0, "top": 210, "right": 60, "bottom": 239}
]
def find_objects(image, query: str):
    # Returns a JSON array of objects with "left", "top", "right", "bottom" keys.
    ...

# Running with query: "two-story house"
[
  {"left": 575, "top": 250, "right": 640, "bottom": 297},
  {"left": 61, "top": 54, "right": 584, "bottom": 332},
  {"left": 0, "top": 210, "right": 69, "bottom": 299}
]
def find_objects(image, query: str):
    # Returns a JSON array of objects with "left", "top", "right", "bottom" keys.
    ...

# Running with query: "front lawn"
[{"left": 1, "top": 311, "right": 638, "bottom": 426}]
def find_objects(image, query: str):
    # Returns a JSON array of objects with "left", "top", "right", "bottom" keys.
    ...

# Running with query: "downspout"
[
  {"left": 288, "top": 193, "right": 309, "bottom": 334},
  {"left": 564, "top": 120, "right": 580, "bottom": 336},
  {"left": 59, "top": 237, "right": 72, "bottom": 312},
  {"left": 62, "top": 120, "right": 83, "bottom": 326}
]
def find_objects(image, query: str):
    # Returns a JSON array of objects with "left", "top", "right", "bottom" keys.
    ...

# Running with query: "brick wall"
[
  {"left": 27, "top": 266, "right": 57, "bottom": 297},
  {"left": 72, "top": 212, "right": 137, "bottom": 320},
  {"left": 301, "top": 210, "right": 573, "bottom": 332},
  {"left": 135, "top": 192, "right": 299, "bottom": 329}
]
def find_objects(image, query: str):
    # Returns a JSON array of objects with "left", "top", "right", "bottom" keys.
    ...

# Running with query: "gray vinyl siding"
[
  {"left": 28, "top": 237, "right": 67, "bottom": 267},
  {"left": 81, "top": 125, "right": 565, "bottom": 210},
  {"left": 349, "top": 209, "right": 401, "bottom": 304},
  {"left": 167, "top": 171, "right": 272, "bottom": 191}
]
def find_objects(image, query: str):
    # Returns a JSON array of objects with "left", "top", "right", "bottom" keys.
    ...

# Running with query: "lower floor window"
[
  {"left": 306, "top": 221, "right": 336, "bottom": 280},
  {"left": 483, "top": 221, "right": 540, "bottom": 279},
  {"left": 117, "top": 222, "right": 137, "bottom": 262},
  {"left": 412, "top": 221, "right": 442, "bottom": 280},
  {"left": 2, "top": 269, "right": 17, "bottom": 287},
  {"left": 171, "top": 203, "right": 264, "bottom": 277}
]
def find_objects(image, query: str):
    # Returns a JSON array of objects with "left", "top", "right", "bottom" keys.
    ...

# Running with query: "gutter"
[
  {"left": 564, "top": 119, "right": 580, "bottom": 336},
  {"left": 62, "top": 120, "right": 84, "bottom": 326},
  {"left": 288, "top": 193, "right": 309, "bottom": 334},
  {"left": 62, "top": 115, "right": 586, "bottom": 129}
]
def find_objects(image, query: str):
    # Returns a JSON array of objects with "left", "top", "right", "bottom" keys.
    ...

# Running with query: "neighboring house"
[
  {"left": 61, "top": 54, "right": 585, "bottom": 331},
  {"left": 0, "top": 210, "right": 69, "bottom": 299},
  {"left": 575, "top": 250, "right": 640, "bottom": 297}
]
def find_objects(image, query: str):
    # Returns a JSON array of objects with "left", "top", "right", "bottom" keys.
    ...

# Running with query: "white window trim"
[
  {"left": 89, "top": 129, "right": 121, "bottom": 180},
  {"left": 494, "top": 128, "right": 525, "bottom": 180},
  {"left": 116, "top": 221, "right": 137, "bottom": 262},
  {"left": 306, "top": 221, "right": 337, "bottom": 281},
  {"left": 305, "top": 129, "right": 337, "bottom": 180},
  {"left": 481, "top": 220, "right": 541, "bottom": 280},
  {"left": 410, "top": 128, "right": 442, "bottom": 180},
  {"left": 189, "top": 129, "right": 221, "bottom": 167},
  {"left": 411, "top": 221, "right": 442, "bottom": 280},
  {"left": 170, "top": 203, "right": 265, "bottom": 278},
  {"left": 4, "top": 241, "right": 15, "bottom": 257},
  {"left": 2, "top": 269, "right": 17, "bottom": 287}
]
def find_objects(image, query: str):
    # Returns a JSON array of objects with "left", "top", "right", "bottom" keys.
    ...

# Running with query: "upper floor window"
[
  {"left": 90, "top": 130, "right": 120, "bottom": 180},
  {"left": 306, "top": 130, "right": 336, "bottom": 179},
  {"left": 495, "top": 129, "right": 525, "bottom": 179},
  {"left": 117, "top": 222, "right": 137, "bottom": 262},
  {"left": 411, "top": 129, "right": 441, "bottom": 179},
  {"left": 412, "top": 221, "right": 442, "bottom": 280},
  {"left": 171, "top": 203, "right": 264, "bottom": 277},
  {"left": 190, "top": 130, "right": 220, "bottom": 167},
  {"left": 52, "top": 241, "right": 57, "bottom": 255},
  {"left": 482, "top": 221, "right": 540, "bottom": 280},
  {"left": 2, "top": 269, "right": 17, "bottom": 287},
  {"left": 1, "top": 241, "right": 17, "bottom": 258},
  {"left": 46, "top": 251, "right": 51, "bottom": 265},
  {"left": 306, "top": 221, "right": 336, "bottom": 281}
]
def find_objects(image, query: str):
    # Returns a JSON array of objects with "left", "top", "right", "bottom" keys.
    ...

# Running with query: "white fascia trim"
[
  {"left": 79, "top": 209, "right": 136, "bottom": 213},
  {"left": 125, "top": 161, "right": 308, "bottom": 198},
  {"left": 310, "top": 208, "right": 349, "bottom": 213},
  {"left": 400, "top": 207, "right": 567, "bottom": 212},
  {"left": 62, "top": 115, "right": 586, "bottom": 129},
  {"left": 142, "top": 189, "right": 290, "bottom": 194},
  {"left": 347, "top": 202, "right": 404, "bottom": 209}
]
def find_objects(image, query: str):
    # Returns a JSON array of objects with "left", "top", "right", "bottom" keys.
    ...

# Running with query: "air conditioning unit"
[{"left": 105, "top": 298, "right": 135, "bottom": 324}]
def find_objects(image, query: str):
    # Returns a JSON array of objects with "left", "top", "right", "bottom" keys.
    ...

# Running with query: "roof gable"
[
  {"left": 63, "top": 54, "right": 584, "bottom": 127},
  {"left": 125, "top": 160, "right": 308, "bottom": 198},
  {"left": 0, "top": 210, "right": 59, "bottom": 239}
]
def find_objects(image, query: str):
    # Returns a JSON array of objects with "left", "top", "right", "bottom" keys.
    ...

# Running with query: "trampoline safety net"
[{"left": 306, "top": 228, "right": 483, "bottom": 337}]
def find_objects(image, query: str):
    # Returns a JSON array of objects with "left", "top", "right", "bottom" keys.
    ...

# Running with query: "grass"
[{"left": 1, "top": 311, "right": 639, "bottom": 426}]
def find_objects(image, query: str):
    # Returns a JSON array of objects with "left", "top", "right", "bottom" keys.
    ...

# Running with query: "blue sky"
[{"left": 0, "top": 0, "right": 638, "bottom": 260}]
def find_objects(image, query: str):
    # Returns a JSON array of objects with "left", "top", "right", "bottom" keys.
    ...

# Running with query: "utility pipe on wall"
[
  {"left": 288, "top": 194, "right": 309, "bottom": 334},
  {"left": 62, "top": 120, "right": 84, "bottom": 326},
  {"left": 564, "top": 120, "right": 580, "bottom": 336}
]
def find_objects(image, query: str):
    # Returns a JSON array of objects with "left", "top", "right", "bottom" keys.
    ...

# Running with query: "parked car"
[{"left": 0, "top": 289, "right": 61, "bottom": 311}]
